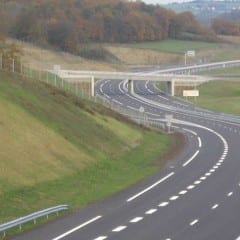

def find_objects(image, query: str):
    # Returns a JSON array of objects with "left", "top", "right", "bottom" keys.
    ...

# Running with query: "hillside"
[
  {"left": 0, "top": 71, "right": 179, "bottom": 224},
  {"left": 1, "top": 0, "right": 216, "bottom": 54},
  {"left": 166, "top": 0, "right": 240, "bottom": 24}
]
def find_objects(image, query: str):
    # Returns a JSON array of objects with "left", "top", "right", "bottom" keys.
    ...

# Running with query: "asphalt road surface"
[{"left": 12, "top": 77, "right": 240, "bottom": 240}]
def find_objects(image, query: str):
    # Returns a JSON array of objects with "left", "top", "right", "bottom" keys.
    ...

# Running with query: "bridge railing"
[{"left": 0, "top": 205, "right": 69, "bottom": 238}]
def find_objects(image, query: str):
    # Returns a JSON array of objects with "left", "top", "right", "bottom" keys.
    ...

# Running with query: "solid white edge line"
[
  {"left": 127, "top": 172, "right": 175, "bottom": 202},
  {"left": 182, "top": 150, "right": 200, "bottom": 167},
  {"left": 52, "top": 216, "right": 102, "bottom": 240},
  {"left": 182, "top": 128, "right": 197, "bottom": 136}
]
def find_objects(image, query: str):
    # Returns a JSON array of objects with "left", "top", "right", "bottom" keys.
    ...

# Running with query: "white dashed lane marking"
[
  {"left": 94, "top": 237, "right": 107, "bottom": 240},
  {"left": 190, "top": 219, "right": 199, "bottom": 226},
  {"left": 130, "top": 217, "right": 143, "bottom": 223},
  {"left": 159, "top": 202, "right": 169, "bottom": 207},
  {"left": 212, "top": 204, "right": 219, "bottom": 210},
  {"left": 52, "top": 216, "right": 102, "bottom": 240},
  {"left": 112, "top": 226, "right": 127, "bottom": 232},
  {"left": 179, "top": 190, "right": 188, "bottom": 195},
  {"left": 198, "top": 137, "right": 202, "bottom": 148},
  {"left": 228, "top": 192, "right": 233, "bottom": 197},
  {"left": 145, "top": 209, "right": 157, "bottom": 215},
  {"left": 194, "top": 181, "right": 201, "bottom": 185},
  {"left": 182, "top": 150, "right": 200, "bottom": 167},
  {"left": 187, "top": 185, "right": 195, "bottom": 190},
  {"left": 127, "top": 172, "right": 175, "bottom": 202},
  {"left": 170, "top": 196, "right": 179, "bottom": 201}
]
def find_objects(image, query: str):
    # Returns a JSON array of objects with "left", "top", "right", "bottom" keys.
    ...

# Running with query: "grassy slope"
[
  {"left": 191, "top": 81, "right": 240, "bottom": 115},
  {"left": 122, "top": 39, "right": 219, "bottom": 53},
  {"left": 0, "top": 71, "right": 177, "bottom": 223}
]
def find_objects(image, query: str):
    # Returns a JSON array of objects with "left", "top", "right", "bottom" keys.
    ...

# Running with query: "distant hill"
[
  {"left": 0, "top": 0, "right": 217, "bottom": 54},
  {"left": 166, "top": 0, "right": 240, "bottom": 24}
]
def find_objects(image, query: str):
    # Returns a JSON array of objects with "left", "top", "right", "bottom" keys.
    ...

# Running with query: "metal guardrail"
[{"left": 0, "top": 205, "right": 69, "bottom": 237}]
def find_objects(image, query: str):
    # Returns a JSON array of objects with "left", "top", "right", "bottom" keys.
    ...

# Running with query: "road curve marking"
[
  {"left": 52, "top": 216, "right": 102, "bottom": 240},
  {"left": 126, "top": 172, "right": 175, "bottom": 202}
]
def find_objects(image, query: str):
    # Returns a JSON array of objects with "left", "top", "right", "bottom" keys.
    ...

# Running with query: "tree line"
[{"left": 0, "top": 0, "right": 238, "bottom": 55}]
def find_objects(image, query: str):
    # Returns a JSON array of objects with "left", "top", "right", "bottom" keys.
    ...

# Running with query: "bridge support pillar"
[
  {"left": 128, "top": 79, "right": 134, "bottom": 95},
  {"left": 166, "top": 81, "right": 175, "bottom": 96},
  {"left": 91, "top": 76, "right": 95, "bottom": 97}
]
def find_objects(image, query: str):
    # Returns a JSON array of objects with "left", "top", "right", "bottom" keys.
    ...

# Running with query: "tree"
[
  {"left": 48, "top": 20, "right": 78, "bottom": 52},
  {"left": 211, "top": 18, "right": 240, "bottom": 36}
]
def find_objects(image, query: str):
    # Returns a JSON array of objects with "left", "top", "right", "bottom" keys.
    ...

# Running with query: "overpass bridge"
[{"left": 53, "top": 60, "right": 240, "bottom": 97}]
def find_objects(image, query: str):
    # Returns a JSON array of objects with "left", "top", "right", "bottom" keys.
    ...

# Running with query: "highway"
[{"left": 12, "top": 76, "right": 240, "bottom": 240}]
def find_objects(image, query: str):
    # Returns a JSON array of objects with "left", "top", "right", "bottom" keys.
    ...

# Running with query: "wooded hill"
[{"left": 0, "top": 0, "right": 217, "bottom": 53}]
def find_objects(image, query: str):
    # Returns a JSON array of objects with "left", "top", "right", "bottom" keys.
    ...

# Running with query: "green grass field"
[
  {"left": 123, "top": 39, "right": 219, "bottom": 53},
  {"left": 191, "top": 80, "right": 240, "bottom": 115},
  {"left": 0, "top": 71, "right": 177, "bottom": 225},
  {"left": 200, "top": 66, "right": 240, "bottom": 76}
]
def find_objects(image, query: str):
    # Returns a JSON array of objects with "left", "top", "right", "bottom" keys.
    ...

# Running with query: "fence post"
[
  {"left": 0, "top": 54, "right": 2, "bottom": 69},
  {"left": 20, "top": 61, "right": 23, "bottom": 75},
  {"left": 12, "top": 59, "right": 15, "bottom": 72},
  {"left": 91, "top": 76, "right": 95, "bottom": 97}
]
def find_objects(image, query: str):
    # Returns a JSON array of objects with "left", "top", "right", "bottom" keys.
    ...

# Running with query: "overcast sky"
[{"left": 142, "top": 0, "right": 192, "bottom": 4}]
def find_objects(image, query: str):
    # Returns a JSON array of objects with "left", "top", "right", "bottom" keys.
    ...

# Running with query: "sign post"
[
  {"left": 139, "top": 106, "right": 145, "bottom": 125},
  {"left": 165, "top": 114, "right": 173, "bottom": 134},
  {"left": 185, "top": 50, "right": 196, "bottom": 65}
]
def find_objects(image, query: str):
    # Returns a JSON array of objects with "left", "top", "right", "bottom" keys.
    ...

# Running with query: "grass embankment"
[
  {"left": 123, "top": 39, "right": 219, "bottom": 53},
  {"left": 0, "top": 71, "right": 177, "bottom": 223},
  {"left": 12, "top": 38, "right": 239, "bottom": 69},
  {"left": 190, "top": 81, "right": 240, "bottom": 115}
]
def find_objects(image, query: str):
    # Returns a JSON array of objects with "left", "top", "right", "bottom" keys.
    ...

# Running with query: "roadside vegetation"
[
  {"left": 0, "top": 71, "right": 179, "bottom": 224},
  {"left": 188, "top": 80, "right": 240, "bottom": 115},
  {"left": 192, "top": 63, "right": 240, "bottom": 115}
]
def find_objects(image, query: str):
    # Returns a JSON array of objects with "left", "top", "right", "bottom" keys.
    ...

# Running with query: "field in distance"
[{"left": 12, "top": 37, "right": 240, "bottom": 70}]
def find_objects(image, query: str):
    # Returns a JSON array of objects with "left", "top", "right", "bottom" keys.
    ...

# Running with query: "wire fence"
[{"left": 0, "top": 55, "right": 165, "bottom": 131}]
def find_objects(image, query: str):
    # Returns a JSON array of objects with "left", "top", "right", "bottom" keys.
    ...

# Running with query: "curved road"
[{"left": 12, "top": 77, "right": 240, "bottom": 240}]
